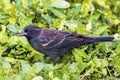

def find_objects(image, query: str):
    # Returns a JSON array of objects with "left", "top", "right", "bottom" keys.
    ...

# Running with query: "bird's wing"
[
  {"left": 46, "top": 33, "right": 85, "bottom": 49},
  {"left": 38, "top": 29, "right": 85, "bottom": 49},
  {"left": 37, "top": 29, "right": 70, "bottom": 49},
  {"left": 54, "top": 33, "right": 85, "bottom": 49}
]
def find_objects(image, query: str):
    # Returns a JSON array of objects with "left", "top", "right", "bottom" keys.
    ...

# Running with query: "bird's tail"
[
  {"left": 86, "top": 36, "right": 114, "bottom": 44},
  {"left": 91, "top": 36, "right": 114, "bottom": 42},
  {"left": 78, "top": 36, "right": 114, "bottom": 46}
]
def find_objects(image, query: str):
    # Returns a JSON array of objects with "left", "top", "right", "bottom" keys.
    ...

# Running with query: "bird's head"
[{"left": 19, "top": 25, "right": 41, "bottom": 39}]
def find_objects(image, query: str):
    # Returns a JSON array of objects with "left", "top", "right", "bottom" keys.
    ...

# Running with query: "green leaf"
[
  {"left": 0, "top": 25, "right": 9, "bottom": 43},
  {"left": 14, "top": 75, "right": 23, "bottom": 80},
  {"left": 93, "top": 26, "right": 108, "bottom": 36},
  {"left": 32, "top": 63, "right": 45, "bottom": 73},
  {"left": 19, "top": 37, "right": 33, "bottom": 50},
  {"left": 62, "top": 73, "right": 70, "bottom": 80},
  {"left": 64, "top": 20, "right": 78, "bottom": 32},
  {"left": 49, "top": 71, "right": 54, "bottom": 79},
  {"left": 2, "top": 61, "right": 11, "bottom": 69},
  {"left": 53, "top": 77, "right": 60, "bottom": 80},
  {"left": 4, "top": 57, "right": 16, "bottom": 63},
  {"left": 71, "top": 4, "right": 82, "bottom": 16},
  {"left": 101, "top": 68, "right": 107, "bottom": 76},
  {"left": 20, "top": 62, "right": 36, "bottom": 79},
  {"left": 74, "top": 47, "right": 87, "bottom": 58},
  {"left": 32, "top": 76, "right": 43, "bottom": 80},
  {"left": 50, "top": 8, "right": 65, "bottom": 18},
  {"left": 68, "top": 62, "right": 78, "bottom": 73},
  {"left": 7, "top": 24, "right": 19, "bottom": 33},
  {"left": 42, "top": 14, "right": 53, "bottom": 23},
  {"left": 0, "top": 46, "right": 2, "bottom": 56},
  {"left": 73, "top": 51, "right": 83, "bottom": 63},
  {"left": 8, "top": 36, "right": 19, "bottom": 45},
  {"left": 2, "top": 61, "right": 11, "bottom": 75},
  {"left": 8, "top": 17, "right": 16, "bottom": 24},
  {"left": 4, "top": 0, "right": 16, "bottom": 16},
  {"left": 51, "top": 0, "right": 70, "bottom": 8},
  {"left": 116, "top": 43, "right": 120, "bottom": 53},
  {"left": 44, "top": 64, "right": 55, "bottom": 70},
  {"left": 113, "top": 56, "right": 120, "bottom": 73},
  {"left": 77, "top": 22, "right": 88, "bottom": 34},
  {"left": 82, "top": 0, "right": 91, "bottom": 16}
]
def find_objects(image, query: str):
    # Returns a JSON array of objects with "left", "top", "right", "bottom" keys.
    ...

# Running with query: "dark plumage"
[{"left": 19, "top": 25, "right": 114, "bottom": 63}]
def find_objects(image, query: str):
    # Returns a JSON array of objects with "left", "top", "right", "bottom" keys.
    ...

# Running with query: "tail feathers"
[
  {"left": 78, "top": 36, "right": 114, "bottom": 46},
  {"left": 87, "top": 36, "right": 114, "bottom": 44}
]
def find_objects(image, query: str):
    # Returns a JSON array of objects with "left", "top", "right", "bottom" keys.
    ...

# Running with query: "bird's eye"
[{"left": 24, "top": 29, "right": 28, "bottom": 32}]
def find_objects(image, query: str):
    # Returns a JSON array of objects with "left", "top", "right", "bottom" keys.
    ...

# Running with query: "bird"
[{"left": 19, "top": 25, "right": 114, "bottom": 63}]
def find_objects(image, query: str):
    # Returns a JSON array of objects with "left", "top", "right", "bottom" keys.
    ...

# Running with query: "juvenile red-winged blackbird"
[{"left": 19, "top": 25, "right": 114, "bottom": 63}]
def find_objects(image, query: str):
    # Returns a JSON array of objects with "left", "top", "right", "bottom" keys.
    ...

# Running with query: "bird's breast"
[{"left": 29, "top": 39, "right": 45, "bottom": 53}]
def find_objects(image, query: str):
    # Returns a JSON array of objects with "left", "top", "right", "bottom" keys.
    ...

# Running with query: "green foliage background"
[{"left": 0, "top": 0, "right": 120, "bottom": 80}]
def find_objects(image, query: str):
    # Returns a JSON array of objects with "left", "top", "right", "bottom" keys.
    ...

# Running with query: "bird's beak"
[{"left": 18, "top": 31, "right": 27, "bottom": 36}]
